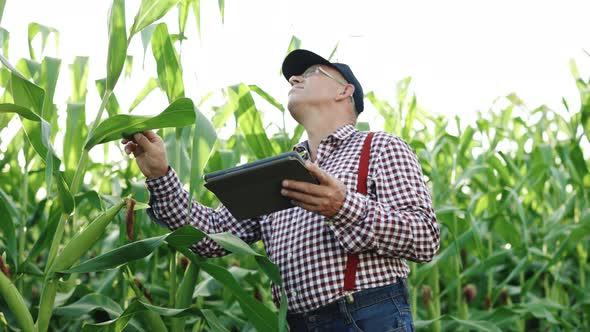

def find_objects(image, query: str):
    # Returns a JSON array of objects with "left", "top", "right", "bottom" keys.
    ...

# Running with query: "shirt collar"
[{"left": 292, "top": 124, "right": 358, "bottom": 157}]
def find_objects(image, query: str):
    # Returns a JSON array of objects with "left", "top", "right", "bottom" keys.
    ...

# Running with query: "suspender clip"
[{"left": 345, "top": 291, "right": 354, "bottom": 304}]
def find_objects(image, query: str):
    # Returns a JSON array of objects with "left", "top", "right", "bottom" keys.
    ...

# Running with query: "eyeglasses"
[{"left": 301, "top": 66, "right": 349, "bottom": 86}]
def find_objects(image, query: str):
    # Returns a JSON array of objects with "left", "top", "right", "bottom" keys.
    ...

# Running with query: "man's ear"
[{"left": 335, "top": 84, "right": 355, "bottom": 102}]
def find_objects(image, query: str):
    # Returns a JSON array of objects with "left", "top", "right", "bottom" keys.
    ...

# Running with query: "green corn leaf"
[
  {"left": 328, "top": 41, "right": 339, "bottom": 61},
  {"left": 229, "top": 83, "right": 276, "bottom": 159},
  {"left": 278, "top": 289, "right": 288, "bottom": 332},
  {"left": 290, "top": 124, "right": 305, "bottom": 147},
  {"left": 151, "top": 23, "right": 184, "bottom": 102},
  {"left": 53, "top": 293, "right": 123, "bottom": 318},
  {"left": 140, "top": 24, "right": 157, "bottom": 68},
  {"left": 280, "top": 36, "right": 300, "bottom": 76},
  {"left": 64, "top": 103, "right": 87, "bottom": 176},
  {"left": 106, "top": 0, "right": 127, "bottom": 91},
  {"left": 0, "top": 0, "right": 5, "bottom": 25},
  {"left": 171, "top": 259, "right": 199, "bottom": 331},
  {"left": 218, "top": 0, "right": 224, "bottom": 24},
  {"left": 0, "top": 27, "right": 9, "bottom": 58},
  {"left": 128, "top": 77, "right": 159, "bottom": 112},
  {"left": 95, "top": 78, "right": 121, "bottom": 116},
  {"left": 202, "top": 309, "right": 231, "bottom": 332},
  {"left": 191, "top": 0, "right": 201, "bottom": 40},
  {"left": 69, "top": 56, "right": 90, "bottom": 102},
  {"left": 356, "top": 122, "right": 370, "bottom": 131},
  {"left": 178, "top": 246, "right": 279, "bottom": 331},
  {"left": 178, "top": 0, "right": 191, "bottom": 40},
  {"left": 37, "top": 57, "right": 61, "bottom": 121},
  {"left": 0, "top": 188, "right": 18, "bottom": 268},
  {"left": 207, "top": 232, "right": 281, "bottom": 285},
  {"left": 81, "top": 299, "right": 144, "bottom": 332},
  {"left": 60, "top": 235, "right": 168, "bottom": 274},
  {"left": 24, "top": 202, "right": 61, "bottom": 269},
  {"left": 84, "top": 97, "right": 196, "bottom": 150},
  {"left": 0, "top": 101, "right": 74, "bottom": 213},
  {"left": 27, "top": 23, "right": 59, "bottom": 61},
  {"left": 188, "top": 107, "right": 217, "bottom": 201},
  {"left": 136, "top": 300, "right": 202, "bottom": 317},
  {"left": 125, "top": 55, "right": 133, "bottom": 79},
  {"left": 164, "top": 225, "right": 207, "bottom": 247},
  {"left": 249, "top": 84, "right": 285, "bottom": 113},
  {"left": 130, "top": 0, "right": 180, "bottom": 37},
  {"left": 286, "top": 35, "right": 300, "bottom": 54},
  {"left": 449, "top": 316, "right": 502, "bottom": 332},
  {"left": 62, "top": 225, "right": 207, "bottom": 274}
]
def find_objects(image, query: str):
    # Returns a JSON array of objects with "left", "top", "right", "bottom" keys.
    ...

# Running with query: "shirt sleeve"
[
  {"left": 328, "top": 135, "right": 440, "bottom": 262},
  {"left": 145, "top": 167, "right": 262, "bottom": 257}
]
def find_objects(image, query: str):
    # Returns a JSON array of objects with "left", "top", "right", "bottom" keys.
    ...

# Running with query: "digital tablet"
[{"left": 203, "top": 151, "right": 318, "bottom": 220}]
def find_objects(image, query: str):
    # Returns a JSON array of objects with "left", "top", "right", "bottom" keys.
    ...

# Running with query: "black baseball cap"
[{"left": 282, "top": 49, "right": 364, "bottom": 114}]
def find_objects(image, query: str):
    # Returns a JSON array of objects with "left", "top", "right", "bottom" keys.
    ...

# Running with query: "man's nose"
[{"left": 289, "top": 75, "right": 303, "bottom": 85}]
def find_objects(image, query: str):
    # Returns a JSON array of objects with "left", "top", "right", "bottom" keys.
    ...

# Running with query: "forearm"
[{"left": 146, "top": 168, "right": 261, "bottom": 257}]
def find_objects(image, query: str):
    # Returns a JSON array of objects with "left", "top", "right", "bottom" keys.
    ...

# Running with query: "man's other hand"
[
  {"left": 122, "top": 131, "right": 169, "bottom": 179},
  {"left": 280, "top": 161, "right": 347, "bottom": 217}
]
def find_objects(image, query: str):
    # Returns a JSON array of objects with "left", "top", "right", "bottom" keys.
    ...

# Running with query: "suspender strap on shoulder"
[{"left": 343, "top": 131, "right": 374, "bottom": 291}]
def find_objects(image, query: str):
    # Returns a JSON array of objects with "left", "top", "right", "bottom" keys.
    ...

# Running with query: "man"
[{"left": 122, "top": 49, "right": 440, "bottom": 331}]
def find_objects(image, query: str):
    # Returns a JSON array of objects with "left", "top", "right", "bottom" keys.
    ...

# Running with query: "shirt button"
[
  {"left": 287, "top": 253, "right": 293, "bottom": 259},
  {"left": 292, "top": 291, "right": 297, "bottom": 298}
]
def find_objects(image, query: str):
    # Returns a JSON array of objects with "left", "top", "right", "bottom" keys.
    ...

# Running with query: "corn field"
[{"left": 0, "top": 1, "right": 589, "bottom": 331}]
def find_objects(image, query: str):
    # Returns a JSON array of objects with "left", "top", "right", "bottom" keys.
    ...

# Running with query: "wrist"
[{"left": 148, "top": 165, "right": 169, "bottom": 179}]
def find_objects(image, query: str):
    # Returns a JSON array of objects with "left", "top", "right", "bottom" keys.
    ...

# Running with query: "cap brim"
[{"left": 282, "top": 49, "right": 332, "bottom": 81}]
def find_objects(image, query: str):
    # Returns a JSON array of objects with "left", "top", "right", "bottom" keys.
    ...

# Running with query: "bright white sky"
[{"left": 2, "top": 0, "right": 590, "bottom": 147}]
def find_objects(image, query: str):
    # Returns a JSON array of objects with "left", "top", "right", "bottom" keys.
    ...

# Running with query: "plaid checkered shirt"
[{"left": 145, "top": 124, "right": 440, "bottom": 313}]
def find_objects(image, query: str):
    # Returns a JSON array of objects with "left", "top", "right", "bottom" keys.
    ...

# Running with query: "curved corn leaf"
[
  {"left": 202, "top": 309, "right": 231, "bottom": 332},
  {"left": 0, "top": 28, "right": 8, "bottom": 59},
  {"left": 130, "top": 0, "right": 180, "bottom": 37},
  {"left": 218, "top": 0, "right": 224, "bottom": 23},
  {"left": 185, "top": 255, "right": 278, "bottom": 332},
  {"left": 59, "top": 235, "right": 168, "bottom": 274},
  {"left": 178, "top": 0, "right": 191, "bottom": 40},
  {"left": 37, "top": 57, "right": 61, "bottom": 121},
  {"left": 188, "top": 108, "right": 217, "bottom": 201},
  {"left": 449, "top": 316, "right": 502, "bottom": 332},
  {"left": 79, "top": 298, "right": 144, "bottom": 332},
  {"left": 249, "top": 85, "right": 285, "bottom": 113},
  {"left": 128, "top": 77, "right": 158, "bottom": 112},
  {"left": 84, "top": 97, "right": 196, "bottom": 149},
  {"left": 0, "top": 188, "right": 18, "bottom": 269},
  {"left": 27, "top": 22, "right": 59, "bottom": 61},
  {"left": 151, "top": 23, "right": 184, "bottom": 102},
  {"left": 106, "top": 0, "right": 127, "bottom": 91},
  {"left": 54, "top": 293, "right": 123, "bottom": 318},
  {"left": 208, "top": 232, "right": 281, "bottom": 285},
  {"left": 278, "top": 289, "right": 288, "bottom": 332},
  {"left": 0, "top": 1, "right": 5, "bottom": 25},
  {"left": 64, "top": 102, "right": 86, "bottom": 176},
  {"left": 0, "top": 102, "right": 74, "bottom": 213},
  {"left": 229, "top": 84, "right": 276, "bottom": 159},
  {"left": 69, "top": 56, "right": 90, "bottom": 102},
  {"left": 191, "top": 0, "right": 201, "bottom": 40},
  {"left": 140, "top": 24, "right": 157, "bottom": 67},
  {"left": 279, "top": 36, "right": 300, "bottom": 76},
  {"left": 95, "top": 78, "right": 121, "bottom": 116},
  {"left": 125, "top": 55, "right": 133, "bottom": 79}
]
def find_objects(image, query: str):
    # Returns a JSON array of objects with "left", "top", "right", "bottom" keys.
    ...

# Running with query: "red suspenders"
[{"left": 343, "top": 132, "right": 374, "bottom": 295}]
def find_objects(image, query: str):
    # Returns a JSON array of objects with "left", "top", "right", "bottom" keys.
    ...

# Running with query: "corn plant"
[{"left": 1, "top": 0, "right": 589, "bottom": 331}]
